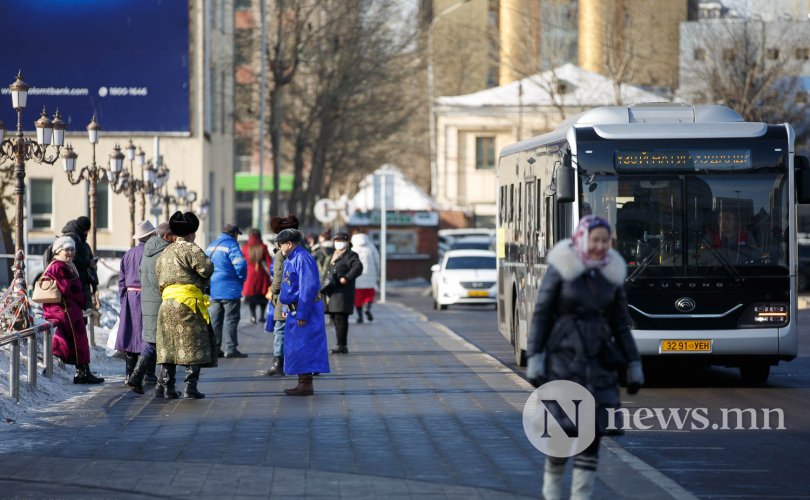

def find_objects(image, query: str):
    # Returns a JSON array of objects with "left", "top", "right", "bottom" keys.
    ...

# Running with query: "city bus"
[{"left": 496, "top": 103, "right": 810, "bottom": 384}]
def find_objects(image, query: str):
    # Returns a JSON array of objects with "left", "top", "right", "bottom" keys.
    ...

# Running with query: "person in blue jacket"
[
  {"left": 206, "top": 223, "right": 249, "bottom": 358},
  {"left": 275, "top": 228, "right": 330, "bottom": 396}
]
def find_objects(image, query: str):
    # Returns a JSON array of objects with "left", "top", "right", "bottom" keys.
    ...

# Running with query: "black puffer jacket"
[
  {"left": 322, "top": 249, "right": 363, "bottom": 314},
  {"left": 528, "top": 240, "right": 640, "bottom": 413}
]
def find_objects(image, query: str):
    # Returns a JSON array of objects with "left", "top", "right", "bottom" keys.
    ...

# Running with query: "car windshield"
[
  {"left": 450, "top": 241, "right": 492, "bottom": 251},
  {"left": 445, "top": 256, "right": 496, "bottom": 270},
  {"left": 581, "top": 173, "right": 788, "bottom": 278}
]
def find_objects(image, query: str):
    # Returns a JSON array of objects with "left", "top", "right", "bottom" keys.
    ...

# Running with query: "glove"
[
  {"left": 626, "top": 360, "right": 645, "bottom": 395},
  {"left": 526, "top": 352, "right": 547, "bottom": 388}
]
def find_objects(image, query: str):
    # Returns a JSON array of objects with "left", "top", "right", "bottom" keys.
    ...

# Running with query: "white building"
[{"left": 434, "top": 64, "right": 667, "bottom": 226}]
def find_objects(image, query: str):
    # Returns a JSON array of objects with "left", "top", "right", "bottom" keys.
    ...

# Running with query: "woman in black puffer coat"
[
  {"left": 526, "top": 215, "right": 643, "bottom": 500},
  {"left": 321, "top": 232, "right": 363, "bottom": 354}
]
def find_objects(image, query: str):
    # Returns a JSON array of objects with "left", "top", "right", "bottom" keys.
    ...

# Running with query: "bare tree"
[{"left": 682, "top": 19, "right": 810, "bottom": 143}]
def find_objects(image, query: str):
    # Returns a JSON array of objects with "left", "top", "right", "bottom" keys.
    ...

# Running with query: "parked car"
[
  {"left": 431, "top": 249, "right": 497, "bottom": 310},
  {"left": 437, "top": 228, "right": 495, "bottom": 259}
]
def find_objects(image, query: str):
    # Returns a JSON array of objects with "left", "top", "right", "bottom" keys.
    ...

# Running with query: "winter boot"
[
  {"left": 570, "top": 462, "right": 598, "bottom": 500},
  {"left": 183, "top": 365, "right": 205, "bottom": 399},
  {"left": 284, "top": 374, "right": 314, "bottom": 396},
  {"left": 365, "top": 305, "right": 373, "bottom": 322},
  {"left": 144, "top": 357, "right": 158, "bottom": 385},
  {"left": 124, "top": 353, "right": 139, "bottom": 384},
  {"left": 156, "top": 364, "right": 181, "bottom": 399},
  {"left": 127, "top": 354, "right": 151, "bottom": 394},
  {"left": 260, "top": 356, "right": 284, "bottom": 377},
  {"left": 355, "top": 306, "right": 364, "bottom": 324},
  {"left": 542, "top": 458, "right": 566, "bottom": 500},
  {"left": 74, "top": 364, "right": 105, "bottom": 384}
]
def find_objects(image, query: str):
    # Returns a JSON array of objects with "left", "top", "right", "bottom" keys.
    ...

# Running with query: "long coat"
[
  {"left": 42, "top": 260, "right": 90, "bottom": 365},
  {"left": 279, "top": 245, "right": 330, "bottom": 375},
  {"left": 528, "top": 240, "right": 640, "bottom": 434},
  {"left": 156, "top": 238, "right": 217, "bottom": 366},
  {"left": 115, "top": 242, "right": 145, "bottom": 353},
  {"left": 350, "top": 233, "right": 380, "bottom": 290},
  {"left": 242, "top": 236, "right": 272, "bottom": 298},
  {"left": 322, "top": 249, "right": 363, "bottom": 314},
  {"left": 139, "top": 235, "right": 170, "bottom": 344},
  {"left": 269, "top": 248, "right": 287, "bottom": 321}
]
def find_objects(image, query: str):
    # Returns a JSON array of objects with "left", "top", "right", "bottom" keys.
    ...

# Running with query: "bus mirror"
[
  {"left": 556, "top": 165, "right": 575, "bottom": 203},
  {"left": 797, "top": 155, "right": 810, "bottom": 204}
]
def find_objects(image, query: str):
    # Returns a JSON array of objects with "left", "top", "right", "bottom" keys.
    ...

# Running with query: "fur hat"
[
  {"left": 275, "top": 228, "right": 303, "bottom": 244},
  {"left": 76, "top": 216, "right": 91, "bottom": 232},
  {"left": 52, "top": 236, "right": 76, "bottom": 255},
  {"left": 270, "top": 214, "right": 299, "bottom": 234},
  {"left": 169, "top": 211, "right": 200, "bottom": 237}
]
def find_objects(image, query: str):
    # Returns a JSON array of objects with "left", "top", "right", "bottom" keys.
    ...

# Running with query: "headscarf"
[{"left": 570, "top": 215, "right": 612, "bottom": 269}]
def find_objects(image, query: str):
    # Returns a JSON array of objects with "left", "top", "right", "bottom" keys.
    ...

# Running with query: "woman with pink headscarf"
[{"left": 526, "top": 215, "right": 643, "bottom": 500}]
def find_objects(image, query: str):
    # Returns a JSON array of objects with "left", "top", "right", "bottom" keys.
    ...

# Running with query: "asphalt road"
[{"left": 388, "top": 286, "right": 810, "bottom": 498}]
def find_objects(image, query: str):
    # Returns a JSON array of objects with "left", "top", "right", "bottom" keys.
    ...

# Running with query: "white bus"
[{"left": 496, "top": 103, "right": 810, "bottom": 384}]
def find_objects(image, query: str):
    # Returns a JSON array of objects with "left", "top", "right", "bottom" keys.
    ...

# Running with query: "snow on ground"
[{"left": 0, "top": 324, "right": 125, "bottom": 430}]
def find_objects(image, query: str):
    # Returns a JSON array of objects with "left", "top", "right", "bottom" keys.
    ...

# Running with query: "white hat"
[
  {"left": 133, "top": 220, "right": 157, "bottom": 240},
  {"left": 53, "top": 236, "right": 76, "bottom": 255}
]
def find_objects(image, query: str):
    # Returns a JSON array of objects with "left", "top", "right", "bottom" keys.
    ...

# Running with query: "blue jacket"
[
  {"left": 205, "top": 233, "right": 248, "bottom": 299},
  {"left": 280, "top": 245, "right": 330, "bottom": 375}
]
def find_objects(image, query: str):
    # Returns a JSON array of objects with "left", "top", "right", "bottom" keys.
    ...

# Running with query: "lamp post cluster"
[
  {"left": 153, "top": 181, "right": 208, "bottom": 221},
  {"left": 0, "top": 71, "right": 67, "bottom": 269}
]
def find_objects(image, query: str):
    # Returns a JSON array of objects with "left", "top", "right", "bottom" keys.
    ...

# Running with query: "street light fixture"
[{"left": 0, "top": 71, "right": 67, "bottom": 272}]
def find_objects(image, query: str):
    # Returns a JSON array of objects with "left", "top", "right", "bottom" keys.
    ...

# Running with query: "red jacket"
[{"left": 241, "top": 234, "right": 273, "bottom": 297}]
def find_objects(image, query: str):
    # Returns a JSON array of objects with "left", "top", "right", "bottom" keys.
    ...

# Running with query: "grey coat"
[
  {"left": 270, "top": 248, "right": 287, "bottom": 321},
  {"left": 139, "top": 235, "right": 171, "bottom": 344}
]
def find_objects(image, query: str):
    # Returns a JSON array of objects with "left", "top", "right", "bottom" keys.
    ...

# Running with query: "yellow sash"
[{"left": 162, "top": 284, "right": 211, "bottom": 324}]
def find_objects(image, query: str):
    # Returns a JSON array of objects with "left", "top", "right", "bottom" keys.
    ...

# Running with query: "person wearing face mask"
[
  {"left": 526, "top": 215, "right": 643, "bottom": 500},
  {"left": 155, "top": 211, "right": 216, "bottom": 399},
  {"left": 321, "top": 232, "right": 363, "bottom": 354}
]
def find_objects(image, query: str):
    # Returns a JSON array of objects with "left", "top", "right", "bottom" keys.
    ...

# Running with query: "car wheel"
[{"left": 740, "top": 363, "right": 770, "bottom": 385}]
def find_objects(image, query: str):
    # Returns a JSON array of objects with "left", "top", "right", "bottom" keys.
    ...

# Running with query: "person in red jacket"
[{"left": 242, "top": 228, "right": 273, "bottom": 324}]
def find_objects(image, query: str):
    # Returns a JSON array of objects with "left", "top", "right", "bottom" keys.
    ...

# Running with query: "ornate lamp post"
[
  {"left": 0, "top": 71, "right": 67, "bottom": 267},
  {"left": 157, "top": 181, "right": 198, "bottom": 219},
  {"left": 61, "top": 116, "right": 124, "bottom": 254}
]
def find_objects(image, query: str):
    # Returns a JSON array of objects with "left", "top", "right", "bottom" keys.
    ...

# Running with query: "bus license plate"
[
  {"left": 468, "top": 291, "right": 489, "bottom": 298},
  {"left": 660, "top": 340, "right": 712, "bottom": 353}
]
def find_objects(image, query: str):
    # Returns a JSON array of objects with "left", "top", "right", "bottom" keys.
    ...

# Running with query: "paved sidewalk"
[{"left": 0, "top": 302, "right": 690, "bottom": 499}]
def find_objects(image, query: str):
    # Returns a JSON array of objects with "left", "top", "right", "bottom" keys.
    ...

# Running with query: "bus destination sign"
[{"left": 615, "top": 150, "right": 752, "bottom": 171}]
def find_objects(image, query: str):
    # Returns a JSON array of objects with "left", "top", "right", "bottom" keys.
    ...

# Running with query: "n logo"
[{"left": 523, "top": 380, "right": 596, "bottom": 457}]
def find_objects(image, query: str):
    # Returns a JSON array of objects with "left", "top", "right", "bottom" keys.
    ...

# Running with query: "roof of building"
[
  {"left": 351, "top": 164, "right": 436, "bottom": 211},
  {"left": 436, "top": 63, "right": 668, "bottom": 108}
]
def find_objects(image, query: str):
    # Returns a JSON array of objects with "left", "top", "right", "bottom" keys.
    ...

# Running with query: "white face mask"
[{"left": 334, "top": 241, "right": 348, "bottom": 251}]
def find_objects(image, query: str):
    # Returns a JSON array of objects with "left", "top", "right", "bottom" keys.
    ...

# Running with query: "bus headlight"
[{"left": 737, "top": 303, "right": 789, "bottom": 328}]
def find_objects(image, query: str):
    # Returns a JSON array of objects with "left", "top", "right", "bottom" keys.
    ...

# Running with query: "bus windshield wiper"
[
  {"left": 627, "top": 243, "right": 663, "bottom": 282},
  {"left": 700, "top": 237, "right": 744, "bottom": 281}
]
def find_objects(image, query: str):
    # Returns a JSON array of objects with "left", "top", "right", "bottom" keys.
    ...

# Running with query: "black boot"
[
  {"left": 124, "top": 353, "right": 139, "bottom": 384},
  {"left": 127, "top": 353, "right": 151, "bottom": 394},
  {"left": 260, "top": 356, "right": 284, "bottom": 376},
  {"left": 355, "top": 306, "right": 364, "bottom": 324},
  {"left": 74, "top": 364, "right": 105, "bottom": 384},
  {"left": 144, "top": 358, "right": 158, "bottom": 385},
  {"left": 365, "top": 305, "right": 373, "bottom": 322},
  {"left": 184, "top": 365, "right": 205, "bottom": 399},
  {"left": 156, "top": 364, "right": 180, "bottom": 399}
]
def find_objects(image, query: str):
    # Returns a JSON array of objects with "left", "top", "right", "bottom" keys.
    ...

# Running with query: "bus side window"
[
  {"left": 509, "top": 184, "right": 515, "bottom": 224},
  {"left": 545, "top": 196, "right": 553, "bottom": 251},
  {"left": 517, "top": 182, "right": 523, "bottom": 229}
]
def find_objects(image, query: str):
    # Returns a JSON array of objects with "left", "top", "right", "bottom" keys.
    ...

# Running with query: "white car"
[{"left": 431, "top": 250, "right": 497, "bottom": 310}]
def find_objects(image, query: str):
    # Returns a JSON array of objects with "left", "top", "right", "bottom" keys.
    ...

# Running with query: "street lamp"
[
  {"left": 428, "top": 0, "right": 470, "bottom": 200},
  {"left": 0, "top": 71, "right": 67, "bottom": 269},
  {"left": 62, "top": 116, "right": 124, "bottom": 254}
]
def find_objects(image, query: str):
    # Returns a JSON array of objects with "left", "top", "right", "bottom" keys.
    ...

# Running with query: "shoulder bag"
[{"left": 32, "top": 263, "right": 63, "bottom": 304}]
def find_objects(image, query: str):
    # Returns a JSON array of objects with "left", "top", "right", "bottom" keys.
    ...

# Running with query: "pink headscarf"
[{"left": 570, "top": 215, "right": 612, "bottom": 269}]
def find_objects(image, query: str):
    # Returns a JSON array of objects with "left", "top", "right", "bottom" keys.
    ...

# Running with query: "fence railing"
[{"left": 0, "top": 321, "right": 55, "bottom": 401}]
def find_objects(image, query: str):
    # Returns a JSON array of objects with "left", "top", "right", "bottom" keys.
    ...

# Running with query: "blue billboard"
[{"left": 0, "top": 0, "right": 190, "bottom": 133}]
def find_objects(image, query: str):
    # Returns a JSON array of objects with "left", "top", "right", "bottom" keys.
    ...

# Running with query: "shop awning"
[{"left": 234, "top": 173, "right": 294, "bottom": 192}]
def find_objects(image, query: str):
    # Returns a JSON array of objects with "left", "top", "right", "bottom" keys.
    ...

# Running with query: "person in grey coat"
[
  {"left": 322, "top": 232, "right": 363, "bottom": 354},
  {"left": 526, "top": 215, "right": 643, "bottom": 500},
  {"left": 127, "top": 222, "right": 175, "bottom": 395}
]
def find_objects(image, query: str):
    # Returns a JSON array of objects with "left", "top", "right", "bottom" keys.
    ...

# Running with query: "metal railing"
[{"left": 0, "top": 321, "right": 54, "bottom": 401}]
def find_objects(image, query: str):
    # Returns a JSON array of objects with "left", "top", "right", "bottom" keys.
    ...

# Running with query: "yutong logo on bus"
[{"left": 675, "top": 297, "right": 696, "bottom": 312}]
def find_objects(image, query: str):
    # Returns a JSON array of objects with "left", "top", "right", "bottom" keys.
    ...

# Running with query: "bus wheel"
[
  {"left": 740, "top": 363, "right": 770, "bottom": 385},
  {"left": 513, "top": 307, "right": 526, "bottom": 367}
]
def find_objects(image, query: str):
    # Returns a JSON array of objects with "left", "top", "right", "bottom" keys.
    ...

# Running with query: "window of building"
[
  {"left": 369, "top": 230, "right": 418, "bottom": 255},
  {"left": 766, "top": 48, "right": 780, "bottom": 60},
  {"left": 475, "top": 136, "right": 496, "bottom": 170},
  {"left": 86, "top": 181, "right": 109, "bottom": 230},
  {"left": 29, "top": 179, "right": 52, "bottom": 230},
  {"left": 693, "top": 48, "right": 706, "bottom": 61},
  {"left": 235, "top": 0, "right": 252, "bottom": 9},
  {"left": 797, "top": 47, "right": 810, "bottom": 60}
]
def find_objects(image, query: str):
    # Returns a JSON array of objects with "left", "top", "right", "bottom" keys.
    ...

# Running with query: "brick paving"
[{"left": 0, "top": 300, "right": 685, "bottom": 499}]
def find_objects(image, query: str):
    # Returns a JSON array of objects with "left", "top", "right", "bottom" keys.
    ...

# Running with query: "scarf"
[
  {"left": 570, "top": 215, "right": 612, "bottom": 269},
  {"left": 330, "top": 246, "right": 347, "bottom": 265},
  {"left": 162, "top": 284, "right": 211, "bottom": 324}
]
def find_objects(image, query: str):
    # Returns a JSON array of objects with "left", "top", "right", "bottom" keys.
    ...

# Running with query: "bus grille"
[{"left": 461, "top": 281, "right": 495, "bottom": 290}]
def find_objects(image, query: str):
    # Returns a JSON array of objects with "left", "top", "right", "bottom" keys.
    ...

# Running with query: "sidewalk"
[{"left": 0, "top": 302, "right": 692, "bottom": 499}]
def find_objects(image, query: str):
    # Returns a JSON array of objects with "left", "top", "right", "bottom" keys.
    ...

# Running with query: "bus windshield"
[{"left": 581, "top": 173, "right": 789, "bottom": 277}]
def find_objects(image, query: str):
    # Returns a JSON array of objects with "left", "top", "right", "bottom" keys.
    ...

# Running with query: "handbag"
[{"left": 32, "top": 266, "right": 62, "bottom": 305}]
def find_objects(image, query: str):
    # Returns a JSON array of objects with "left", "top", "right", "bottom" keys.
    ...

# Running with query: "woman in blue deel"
[{"left": 275, "top": 228, "right": 330, "bottom": 395}]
